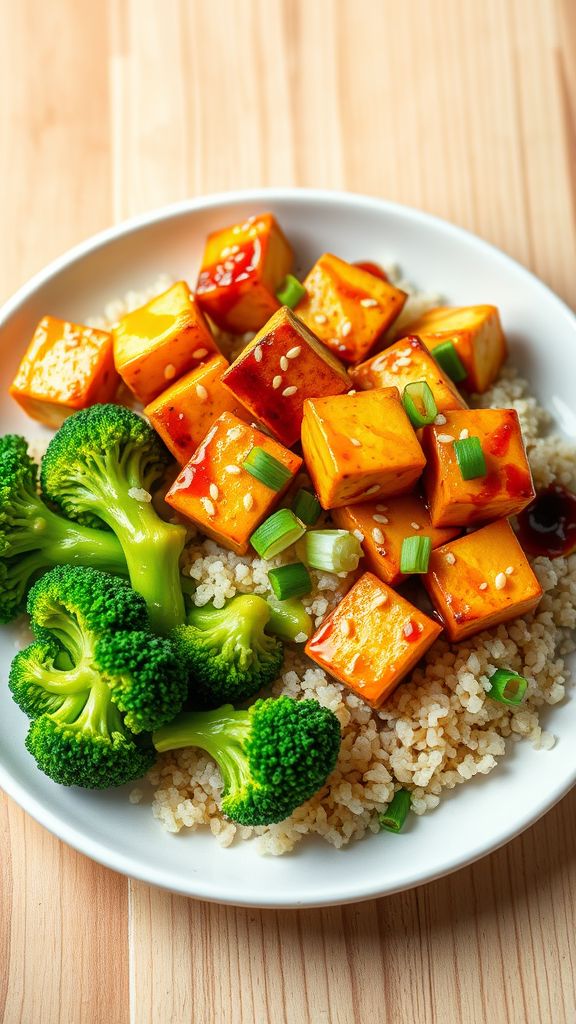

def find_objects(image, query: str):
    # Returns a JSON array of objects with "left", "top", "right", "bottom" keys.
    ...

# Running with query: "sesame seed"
[
  {"left": 373, "top": 514, "right": 389, "bottom": 524},
  {"left": 254, "top": 346, "right": 263, "bottom": 363},
  {"left": 294, "top": 631, "right": 308, "bottom": 643},
  {"left": 227, "top": 426, "right": 242, "bottom": 440},
  {"left": 230, "top": 245, "right": 240, "bottom": 255},
  {"left": 495, "top": 572, "right": 507, "bottom": 590},
  {"left": 364, "top": 485, "right": 380, "bottom": 496},
  {"left": 434, "top": 414, "right": 447, "bottom": 425},
  {"left": 341, "top": 319, "right": 352, "bottom": 337},
  {"left": 410, "top": 522, "right": 421, "bottom": 530},
  {"left": 373, "top": 592, "right": 388, "bottom": 607},
  {"left": 437, "top": 434, "right": 455, "bottom": 444},
  {"left": 360, "top": 298, "right": 378, "bottom": 308},
  {"left": 395, "top": 356, "right": 412, "bottom": 367},
  {"left": 209, "top": 483, "right": 219, "bottom": 501},
  {"left": 220, "top": 246, "right": 232, "bottom": 258},
  {"left": 282, "top": 386, "right": 298, "bottom": 397},
  {"left": 353, "top": 529, "right": 365, "bottom": 542},
  {"left": 201, "top": 497, "right": 216, "bottom": 517},
  {"left": 372, "top": 527, "right": 385, "bottom": 544},
  {"left": 479, "top": 582, "right": 488, "bottom": 591},
  {"left": 459, "top": 428, "right": 470, "bottom": 440},
  {"left": 236, "top": 272, "right": 249, "bottom": 282},
  {"left": 195, "top": 384, "right": 208, "bottom": 401},
  {"left": 403, "top": 621, "right": 415, "bottom": 638},
  {"left": 272, "top": 375, "right": 282, "bottom": 389},
  {"left": 224, "top": 260, "right": 234, "bottom": 271},
  {"left": 127, "top": 487, "right": 152, "bottom": 503},
  {"left": 505, "top": 565, "right": 514, "bottom": 575},
  {"left": 445, "top": 552, "right": 456, "bottom": 565},
  {"left": 243, "top": 493, "right": 254, "bottom": 511},
  {"left": 350, "top": 438, "right": 362, "bottom": 447},
  {"left": 314, "top": 314, "right": 328, "bottom": 324},
  {"left": 164, "top": 363, "right": 176, "bottom": 380},
  {"left": 280, "top": 356, "right": 289, "bottom": 371},
  {"left": 225, "top": 464, "right": 241, "bottom": 474},
  {"left": 348, "top": 389, "right": 357, "bottom": 395},
  {"left": 193, "top": 348, "right": 208, "bottom": 359},
  {"left": 340, "top": 619, "right": 351, "bottom": 637},
  {"left": 178, "top": 413, "right": 184, "bottom": 420},
  {"left": 286, "top": 346, "right": 301, "bottom": 359}
]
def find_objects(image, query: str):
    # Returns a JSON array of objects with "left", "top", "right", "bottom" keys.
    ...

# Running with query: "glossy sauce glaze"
[
  {"left": 516, "top": 484, "right": 576, "bottom": 557},
  {"left": 353, "top": 260, "right": 389, "bottom": 282}
]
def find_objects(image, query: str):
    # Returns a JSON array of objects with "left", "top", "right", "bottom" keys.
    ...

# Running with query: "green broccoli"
[
  {"left": 170, "top": 594, "right": 284, "bottom": 708},
  {"left": 0, "top": 433, "right": 126, "bottom": 623},
  {"left": 153, "top": 696, "right": 341, "bottom": 825},
  {"left": 40, "top": 404, "right": 186, "bottom": 634},
  {"left": 9, "top": 565, "right": 187, "bottom": 789}
]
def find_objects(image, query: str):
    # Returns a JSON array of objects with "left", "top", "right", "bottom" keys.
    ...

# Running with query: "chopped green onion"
[
  {"left": 250, "top": 509, "right": 306, "bottom": 559},
  {"left": 292, "top": 488, "right": 321, "bottom": 526},
  {"left": 266, "top": 596, "right": 313, "bottom": 642},
  {"left": 454, "top": 436, "right": 487, "bottom": 480},
  {"left": 378, "top": 789, "right": 411, "bottom": 833},
  {"left": 433, "top": 340, "right": 467, "bottom": 383},
  {"left": 400, "top": 535, "right": 432, "bottom": 574},
  {"left": 268, "top": 563, "right": 312, "bottom": 600},
  {"left": 301, "top": 529, "right": 363, "bottom": 573},
  {"left": 244, "top": 447, "right": 292, "bottom": 491},
  {"left": 402, "top": 380, "right": 438, "bottom": 428},
  {"left": 487, "top": 668, "right": 528, "bottom": 706},
  {"left": 275, "top": 274, "right": 307, "bottom": 309}
]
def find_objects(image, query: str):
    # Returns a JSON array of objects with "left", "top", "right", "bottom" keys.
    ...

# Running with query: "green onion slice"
[
  {"left": 250, "top": 509, "right": 306, "bottom": 559},
  {"left": 378, "top": 789, "right": 411, "bottom": 833},
  {"left": 275, "top": 274, "right": 307, "bottom": 309},
  {"left": 301, "top": 529, "right": 363, "bottom": 573},
  {"left": 244, "top": 447, "right": 293, "bottom": 491},
  {"left": 268, "top": 563, "right": 312, "bottom": 600},
  {"left": 400, "top": 535, "right": 432, "bottom": 574},
  {"left": 433, "top": 340, "right": 468, "bottom": 383},
  {"left": 454, "top": 436, "right": 487, "bottom": 480},
  {"left": 292, "top": 488, "right": 321, "bottom": 526},
  {"left": 402, "top": 380, "right": 438, "bottom": 428},
  {"left": 266, "top": 596, "right": 313, "bottom": 642},
  {"left": 487, "top": 668, "right": 528, "bottom": 706}
]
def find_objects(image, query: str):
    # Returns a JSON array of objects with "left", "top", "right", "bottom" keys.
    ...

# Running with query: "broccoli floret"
[
  {"left": 40, "top": 404, "right": 186, "bottom": 634},
  {"left": 0, "top": 434, "right": 126, "bottom": 623},
  {"left": 170, "top": 594, "right": 284, "bottom": 708},
  {"left": 153, "top": 696, "right": 341, "bottom": 825},
  {"left": 9, "top": 565, "right": 187, "bottom": 789}
]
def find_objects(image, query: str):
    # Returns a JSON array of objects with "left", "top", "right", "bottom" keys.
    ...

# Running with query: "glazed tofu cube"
[
  {"left": 165, "top": 412, "right": 302, "bottom": 554},
  {"left": 195, "top": 213, "right": 293, "bottom": 334},
  {"left": 220, "top": 306, "right": 351, "bottom": 447},
  {"left": 305, "top": 572, "right": 442, "bottom": 708},
  {"left": 295, "top": 253, "right": 407, "bottom": 364},
  {"left": 331, "top": 491, "right": 460, "bottom": 586},
  {"left": 113, "top": 281, "right": 218, "bottom": 405},
  {"left": 423, "top": 519, "right": 542, "bottom": 642},
  {"left": 422, "top": 408, "right": 535, "bottom": 528},
  {"left": 397, "top": 306, "right": 506, "bottom": 393},
  {"left": 9, "top": 316, "right": 119, "bottom": 428},
  {"left": 301, "top": 389, "right": 426, "bottom": 509},
  {"left": 350, "top": 335, "right": 467, "bottom": 415},
  {"left": 144, "top": 355, "right": 250, "bottom": 465}
]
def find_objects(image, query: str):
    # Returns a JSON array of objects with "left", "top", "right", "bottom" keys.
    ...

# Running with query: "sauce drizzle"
[{"left": 516, "top": 484, "right": 576, "bottom": 558}]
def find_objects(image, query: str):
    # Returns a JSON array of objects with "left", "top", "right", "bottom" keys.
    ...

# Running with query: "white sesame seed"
[
  {"left": 373, "top": 592, "right": 388, "bottom": 607},
  {"left": 220, "top": 246, "right": 232, "bottom": 258},
  {"left": 353, "top": 529, "right": 365, "bottom": 542},
  {"left": 437, "top": 434, "right": 455, "bottom": 444},
  {"left": 495, "top": 572, "right": 507, "bottom": 590},
  {"left": 479, "top": 582, "right": 488, "bottom": 591},
  {"left": 209, "top": 483, "right": 219, "bottom": 501},
  {"left": 193, "top": 348, "right": 208, "bottom": 359},
  {"left": 230, "top": 245, "right": 240, "bottom": 255},
  {"left": 164, "top": 363, "right": 176, "bottom": 380},
  {"left": 254, "top": 346, "right": 263, "bottom": 363},
  {"left": 364, "top": 485, "right": 380, "bottom": 496},
  {"left": 395, "top": 356, "right": 412, "bottom": 367},
  {"left": 505, "top": 565, "right": 514, "bottom": 575},
  {"left": 372, "top": 527, "right": 385, "bottom": 544},
  {"left": 243, "top": 493, "right": 254, "bottom": 511},
  {"left": 314, "top": 314, "right": 328, "bottom": 324},
  {"left": 286, "top": 346, "right": 301, "bottom": 359},
  {"left": 227, "top": 426, "right": 242, "bottom": 440},
  {"left": 178, "top": 413, "right": 184, "bottom": 420},
  {"left": 341, "top": 319, "right": 352, "bottom": 337},
  {"left": 434, "top": 414, "right": 447, "bottom": 425},
  {"left": 350, "top": 438, "right": 362, "bottom": 447},
  {"left": 127, "top": 487, "right": 152, "bottom": 503},
  {"left": 340, "top": 619, "right": 351, "bottom": 637},
  {"left": 294, "top": 631, "right": 308, "bottom": 643},
  {"left": 279, "top": 356, "right": 289, "bottom": 371},
  {"left": 373, "top": 514, "right": 389, "bottom": 524},
  {"left": 282, "top": 386, "right": 298, "bottom": 397},
  {"left": 201, "top": 497, "right": 216, "bottom": 517},
  {"left": 225, "top": 464, "right": 241, "bottom": 474},
  {"left": 403, "top": 621, "right": 415, "bottom": 638},
  {"left": 348, "top": 389, "right": 357, "bottom": 395},
  {"left": 459, "top": 428, "right": 470, "bottom": 440},
  {"left": 236, "top": 272, "right": 249, "bottom": 282},
  {"left": 445, "top": 552, "right": 456, "bottom": 565},
  {"left": 410, "top": 522, "right": 421, "bottom": 531},
  {"left": 195, "top": 384, "right": 208, "bottom": 401},
  {"left": 224, "top": 260, "right": 234, "bottom": 271},
  {"left": 360, "top": 298, "right": 378, "bottom": 308},
  {"left": 272, "top": 375, "right": 282, "bottom": 389}
]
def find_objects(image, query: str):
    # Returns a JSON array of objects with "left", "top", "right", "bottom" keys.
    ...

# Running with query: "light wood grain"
[{"left": 2, "top": 0, "right": 576, "bottom": 1021}]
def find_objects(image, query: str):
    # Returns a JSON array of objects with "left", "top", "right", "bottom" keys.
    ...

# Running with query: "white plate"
[{"left": 1, "top": 189, "right": 575, "bottom": 908}]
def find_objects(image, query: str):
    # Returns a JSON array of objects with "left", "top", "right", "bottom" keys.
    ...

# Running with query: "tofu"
[
  {"left": 397, "top": 305, "right": 506, "bottom": 393},
  {"left": 422, "top": 408, "right": 535, "bottom": 528},
  {"left": 144, "top": 355, "right": 250, "bottom": 465},
  {"left": 350, "top": 335, "right": 467, "bottom": 415},
  {"left": 113, "top": 281, "right": 218, "bottom": 405},
  {"left": 9, "top": 316, "right": 119, "bottom": 428},
  {"left": 331, "top": 491, "right": 460, "bottom": 586},
  {"left": 164, "top": 412, "right": 302, "bottom": 554},
  {"left": 423, "top": 519, "right": 543, "bottom": 641},
  {"left": 195, "top": 213, "right": 293, "bottom": 333},
  {"left": 305, "top": 572, "right": 442, "bottom": 708},
  {"left": 220, "top": 306, "right": 351, "bottom": 447},
  {"left": 295, "top": 253, "right": 407, "bottom": 364},
  {"left": 301, "top": 389, "right": 426, "bottom": 509}
]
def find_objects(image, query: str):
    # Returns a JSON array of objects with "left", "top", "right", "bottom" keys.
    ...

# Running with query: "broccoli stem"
[
  {"left": 153, "top": 707, "right": 253, "bottom": 791},
  {"left": 20, "top": 656, "right": 97, "bottom": 696},
  {"left": 188, "top": 595, "right": 271, "bottom": 667},
  {"left": 41, "top": 513, "right": 126, "bottom": 575},
  {"left": 51, "top": 676, "right": 125, "bottom": 738}
]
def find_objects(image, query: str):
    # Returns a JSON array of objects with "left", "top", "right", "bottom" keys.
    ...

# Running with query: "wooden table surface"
[{"left": 1, "top": 1, "right": 576, "bottom": 1021}]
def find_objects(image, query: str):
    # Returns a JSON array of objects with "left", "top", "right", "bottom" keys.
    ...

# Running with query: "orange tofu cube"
[
  {"left": 350, "top": 335, "right": 467, "bottom": 415},
  {"left": 331, "top": 491, "right": 460, "bottom": 586},
  {"left": 301, "top": 389, "right": 426, "bottom": 509},
  {"left": 220, "top": 306, "right": 351, "bottom": 447},
  {"left": 113, "top": 281, "right": 218, "bottom": 405},
  {"left": 9, "top": 316, "right": 119, "bottom": 428},
  {"left": 422, "top": 408, "right": 535, "bottom": 528},
  {"left": 397, "top": 306, "right": 507, "bottom": 393},
  {"left": 195, "top": 213, "right": 293, "bottom": 334},
  {"left": 305, "top": 572, "right": 442, "bottom": 708},
  {"left": 165, "top": 412, "right": 302, "bottom": 554},
  {"left": 144, "top": 355, "right": 251, "bottom": 465},
  {"left": 423, "top": 519, "right": 543, "bottom": 642},
  {"left": 295, "top": 253, "right": 407, "bottom": 364}
]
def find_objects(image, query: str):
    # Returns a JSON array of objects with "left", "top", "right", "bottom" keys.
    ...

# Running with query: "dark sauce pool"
[{"left": 516, "top": 484, "right": 576, "bottom": 558}]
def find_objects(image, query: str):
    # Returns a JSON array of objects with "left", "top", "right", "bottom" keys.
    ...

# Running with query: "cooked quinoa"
[{"left": 92, "top": 270, "right": 576, "bottom": 856}]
